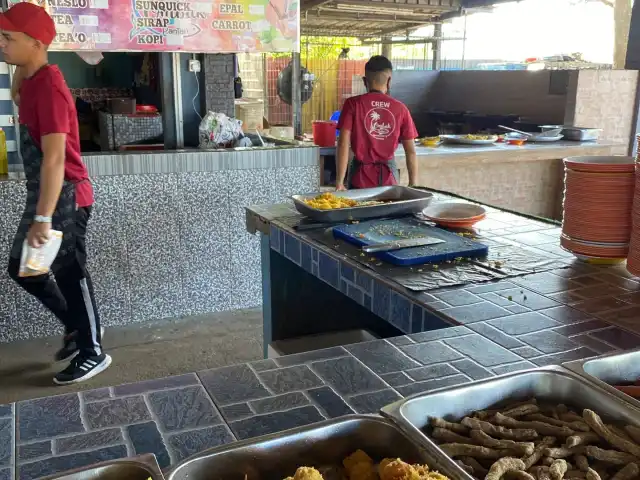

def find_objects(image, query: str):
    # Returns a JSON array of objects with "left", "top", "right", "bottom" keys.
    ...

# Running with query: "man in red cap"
[{"left": 0, "top": 2, "right": 110, "bottom": 384}]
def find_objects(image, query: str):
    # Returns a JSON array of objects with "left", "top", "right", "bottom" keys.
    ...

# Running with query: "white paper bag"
[{"left": 18, "top": 230, "right": 63, "bottom": 277}]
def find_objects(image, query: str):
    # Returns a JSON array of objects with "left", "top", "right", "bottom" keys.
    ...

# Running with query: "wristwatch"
[{"left": 34, "top": 215, "right": 52, "bottom": 223}]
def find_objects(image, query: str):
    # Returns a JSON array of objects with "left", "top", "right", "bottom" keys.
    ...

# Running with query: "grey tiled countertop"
[{"left": 3, "top": 315, "right": 640, "bottom": 480}]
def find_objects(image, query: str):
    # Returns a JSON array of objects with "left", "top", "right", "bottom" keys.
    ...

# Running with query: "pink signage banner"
[{"left": 9, "top": 0, "right": 299, "bottom": 52}]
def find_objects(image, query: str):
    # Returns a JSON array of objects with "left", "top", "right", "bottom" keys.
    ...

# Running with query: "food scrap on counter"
[
  {"left": 427, "top": 398, "right": 640, "bottom": 480},
  {"left": 282, "top": 450, "right": 450, "bottom": 480}
]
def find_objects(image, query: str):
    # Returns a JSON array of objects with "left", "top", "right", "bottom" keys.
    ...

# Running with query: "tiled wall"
[
  {"left": 564, "top": 70, "right": 639, "bottom": 150},
  {"left": 204, "top": 54, "right": 235, "bottom": 118},
  {"left": 98, "top": 112, "right": 163, "bottom": 150},
  {"left": 0, "top": 157, "right": 320, "bottom": 343}
]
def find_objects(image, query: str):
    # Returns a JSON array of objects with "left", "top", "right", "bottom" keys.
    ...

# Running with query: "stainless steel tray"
[
  {"left": 40, "top": 453, "right": 164, "bottom": 480},
  {"left": 564, "top": 348, "right": 640, "bottom": 409},
  {"left": 165, "top": 415, "right": 464, "bottom": 480},
  {"left": 381, "top": 366, "right": 640, "bottom": 480},
  {"left": 291, "top": 186, "right": 433, "bottom": 223}
]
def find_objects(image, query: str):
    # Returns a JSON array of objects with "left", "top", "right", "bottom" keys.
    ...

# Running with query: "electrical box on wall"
[{"left": 188, "top": 59, "right": 201, "bottom": 73}]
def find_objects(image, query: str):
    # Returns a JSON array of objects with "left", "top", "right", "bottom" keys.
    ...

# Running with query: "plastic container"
[
  {"left": 234, "top": 99, "right": 264, "bottom": 131},
  {"left": 329, "top": 110, "right": 341, "bottom": 136},
  {"left": 312, "top": 120, "right": 337, "bottom": 147},
  {"left": 0, "top": 128, "right": 7, "bottom": 175}
]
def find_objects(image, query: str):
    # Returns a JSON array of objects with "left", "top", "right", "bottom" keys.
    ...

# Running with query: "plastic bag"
[
  {"left": 19, "top": 230, "right": 62, "bottom": 277},
  {"left": 198, "top": 111, "right": 243, "bottom": 149}
]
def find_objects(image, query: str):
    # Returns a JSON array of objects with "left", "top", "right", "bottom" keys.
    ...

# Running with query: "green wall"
[{"left": 49, "top": 52, "right": 136, "bottom": 89}]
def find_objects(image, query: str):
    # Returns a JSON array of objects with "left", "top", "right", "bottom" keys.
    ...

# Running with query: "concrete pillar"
[
  {"left": 381, "top": 38, "right": 392, "bottom": 59},
  {"left": 432, "top": 23, "right": 442, "bottom": 71},
  {"left": 203, "top": 54, "right": 235, "bottom": 118}
]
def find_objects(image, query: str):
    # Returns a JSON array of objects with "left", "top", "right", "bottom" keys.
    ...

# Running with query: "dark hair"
[{"left": 365, "top": 55, "right": 393, "bottom": 74}]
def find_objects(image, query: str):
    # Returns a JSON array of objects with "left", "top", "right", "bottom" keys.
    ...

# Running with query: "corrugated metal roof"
[{"left": 301, "top": 0, "right": 512, "bottom": 37}]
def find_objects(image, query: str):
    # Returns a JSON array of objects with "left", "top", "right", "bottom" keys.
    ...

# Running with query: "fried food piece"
[
  {"left": 573, "top": 455, "right": 590, "bottom": 472},
  {"left": 565, "top": 433, "right": 601, "bottom": 448},
  {"left": 344, "top": 450, "right": 374, "bottom": 472},
  {"left": 432, "top": 427, "right": 475, "bottom": 445},
  {"left": 461, "top": 417, "right": 538, "bottom": 441},
  {"left": 549, "top": 460, "right": 569, "bottom": 480},
  {"left": 437, "top": 443, "right": 503, "bottom": 459},
  {"left": 560, "top": 413, "right": 586, "bottom": 424},
  {"left": 503, "top": 404, "right": 540, "bottom": 418},
  {"left": 544, "top": 447, "right": 586, "bottom": 459},
  {"left": 350, "top": 462, "right": 377, "bottom": 480},
  {"left": 542, "top": 458, "right": 555, "bottom": 467},
  {"left": 583, "top": 446, "right": 637, "bottom": 465},
  {"left": 610, "top": 464, "right": 639, "bottom": 480},
  {"left": 623, "top": 425, "right": 640, "bottom": 444},
  {"left": 455, "top": 461, "right": 473, "bottom": 475},
  {"left": 494, "top": 413, "right": 574, "bottom": 437},
  {"left": 565, "top": 471, "right": 586, "bottom": 479},
  {"left": 605, "top": 425, "right": 633, "bottom": 443},
  {"left": 379, "top": 459, "right": 419, "bottom": 480},
  {"left": 507, "top": 472, "right": 536, "bottom": 480},
  {"left": 530, "top": 466, "right": 551, "bottom": 480},
  {"left": 525, "top": 414, "right": 590, "bottom": 433},
  {"left": 430, "top": 417, "right": 469, "bottom": 435},
  {"left": 523, "top": 437, "right": 557, "bottom": 469},
  {"left": 293, "top": 467, "right": 324, "bottom": 480},
  {"left": 486, "top": 458, "right": 526, "bottom": 480},
  {"left": 425, "top": 471, "right": 448, "bottom": 480},
  {"left": 582, "top": 410, "right": 640, "bottom": 458},
  {"left": 459, "top": 457, "right": 488, "bottom": 477},
  {"left": 474, "top": 399, "right": 538, "bottom": 421},
  {"left": 469, "top": 430, "right": 534, "bottom": 456},
  {"left": 585, "top": 469, "right": 601, "bottom": 480}
]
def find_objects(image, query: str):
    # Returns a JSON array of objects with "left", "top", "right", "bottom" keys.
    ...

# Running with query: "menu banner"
[{"left": 9, "top": 0, "right": 299, "bottom": 52}]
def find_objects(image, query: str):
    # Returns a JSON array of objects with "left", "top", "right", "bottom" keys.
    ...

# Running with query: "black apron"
[{"left": 9, "top": 126, "right": 78, "bottom": 273}]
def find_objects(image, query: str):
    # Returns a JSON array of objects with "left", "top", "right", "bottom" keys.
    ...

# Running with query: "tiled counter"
[{"left": 0, "top": 146, "right": 320, "bottom": 342}]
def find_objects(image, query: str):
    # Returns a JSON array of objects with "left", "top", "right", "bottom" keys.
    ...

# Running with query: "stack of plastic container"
[{"left": 561, "top": 155, "right": 635, "bottom": 264}]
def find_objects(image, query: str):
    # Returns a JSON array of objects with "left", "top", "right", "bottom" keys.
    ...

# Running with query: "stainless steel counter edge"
[{"left": 3, "top": 145, "right": 320, "bottom": 179}]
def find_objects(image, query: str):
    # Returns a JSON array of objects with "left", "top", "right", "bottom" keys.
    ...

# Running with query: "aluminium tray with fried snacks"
[
  {"left": 292, "top": 186, "right": 433, "bottom": 223},
  {"left": 381, "top": 366, "right": 640, "bottom": 480},
  {"left": 165, "top": 415, "right": 463, "bottom": 480},
  {"left": 564, "top": 348, "right": 640, "bottom": 410},
  {"left": 39, "top": 453, "right": 164, "bottom": 480}
]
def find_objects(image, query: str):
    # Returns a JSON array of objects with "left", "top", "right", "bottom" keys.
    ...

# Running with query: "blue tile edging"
[{"left": 269, "top": 223, "right": 452, "bottom": 334}]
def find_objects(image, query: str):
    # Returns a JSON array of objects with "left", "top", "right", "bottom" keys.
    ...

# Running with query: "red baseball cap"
[{"left": 0, "top": 2, "right": 56, "bottom": 46}]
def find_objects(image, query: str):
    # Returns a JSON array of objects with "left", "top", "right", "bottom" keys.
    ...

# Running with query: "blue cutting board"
[{"left": 333, "top": 217, "right": 488, "bottom": 266}]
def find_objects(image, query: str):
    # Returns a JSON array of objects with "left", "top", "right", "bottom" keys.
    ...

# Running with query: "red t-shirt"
[
  {"left": 19, "top": 65, "right": 93, "bottom": 207},
  {"left": 338, "top": 92, "right": 418, "bottom": 188}
]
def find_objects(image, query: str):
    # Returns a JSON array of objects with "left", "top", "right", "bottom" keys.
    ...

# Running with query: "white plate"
[
  {"left": 422, "top": 201, "right": 486, "bottom": 221},
  {"left": 440, "top": 134, "right": 498, "bottom": 145}
]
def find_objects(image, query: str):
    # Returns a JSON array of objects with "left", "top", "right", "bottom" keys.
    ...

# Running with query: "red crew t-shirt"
[
  {"left": 19, "top": 65, "right": 94, "bottom": 207},
  {"left": 338, "top": 92, "right": 417, "bottom": 187}
]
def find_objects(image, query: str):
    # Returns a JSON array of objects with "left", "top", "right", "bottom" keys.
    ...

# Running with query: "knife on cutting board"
[{"left": 362, "top": 236, "right": 445, "bottom": 253}]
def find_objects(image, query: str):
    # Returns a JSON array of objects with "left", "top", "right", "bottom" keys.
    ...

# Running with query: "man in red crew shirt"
[
  {"left": 0, "top": 2, "right": 110, "bottom": 384},
  {"left": 336, "top": 55, "right": 418, "bottom": 190}
]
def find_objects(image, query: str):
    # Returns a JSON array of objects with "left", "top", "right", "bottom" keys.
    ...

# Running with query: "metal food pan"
[
  {"left": 40, "top": 454, "right": 164, "bottom": 480},
  {"left": 381, "top": 366, "right": 640, "bottom": 480},
  {"left": 564, "top": 348, "right": 640, "bottom": 409},
  {"left": 540, "top": 125, "right": 601, "bottom": 141},
  {"left": 292, "top": 186, "right": 433, "bottom": 223},
  {"left": 165, "top": 415, "right": 463, "bottom": 480}
]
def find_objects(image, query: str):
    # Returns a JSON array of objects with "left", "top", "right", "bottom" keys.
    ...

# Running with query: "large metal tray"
[
  {"left": 381, "top": 366, "right": 640, "bottom": 480},
  {"left": 40, "top": 454, "right": 164, "bottom": 480},
  {"left": 165, "top": 415, "right": 464, "bottom": 480},
  {"left": 292, "top": 186, "right": 433, "bottom": 223},
  {"left": 564, "top": 348, "right": 640, "bottom": 409}
]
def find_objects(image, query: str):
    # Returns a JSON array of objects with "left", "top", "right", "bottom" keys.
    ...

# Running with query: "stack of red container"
[
  {"left": 627, "top": 158, "right": 640, "bottom": 275},
  {"left": 561, "top": 155, "right": 635, "bottom": 263}
]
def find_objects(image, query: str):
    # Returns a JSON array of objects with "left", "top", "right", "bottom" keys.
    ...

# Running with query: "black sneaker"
[
  {"left": 55, "top": 327, "right": 105, "bottom": 362},
  {"left": 54, "top": 353, "right": 112, "bottom": 385}
]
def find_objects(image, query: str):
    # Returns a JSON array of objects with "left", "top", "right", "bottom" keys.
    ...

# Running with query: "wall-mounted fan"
[{"left": 276, "top": 62, "right": 314, "bottom": 105}]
